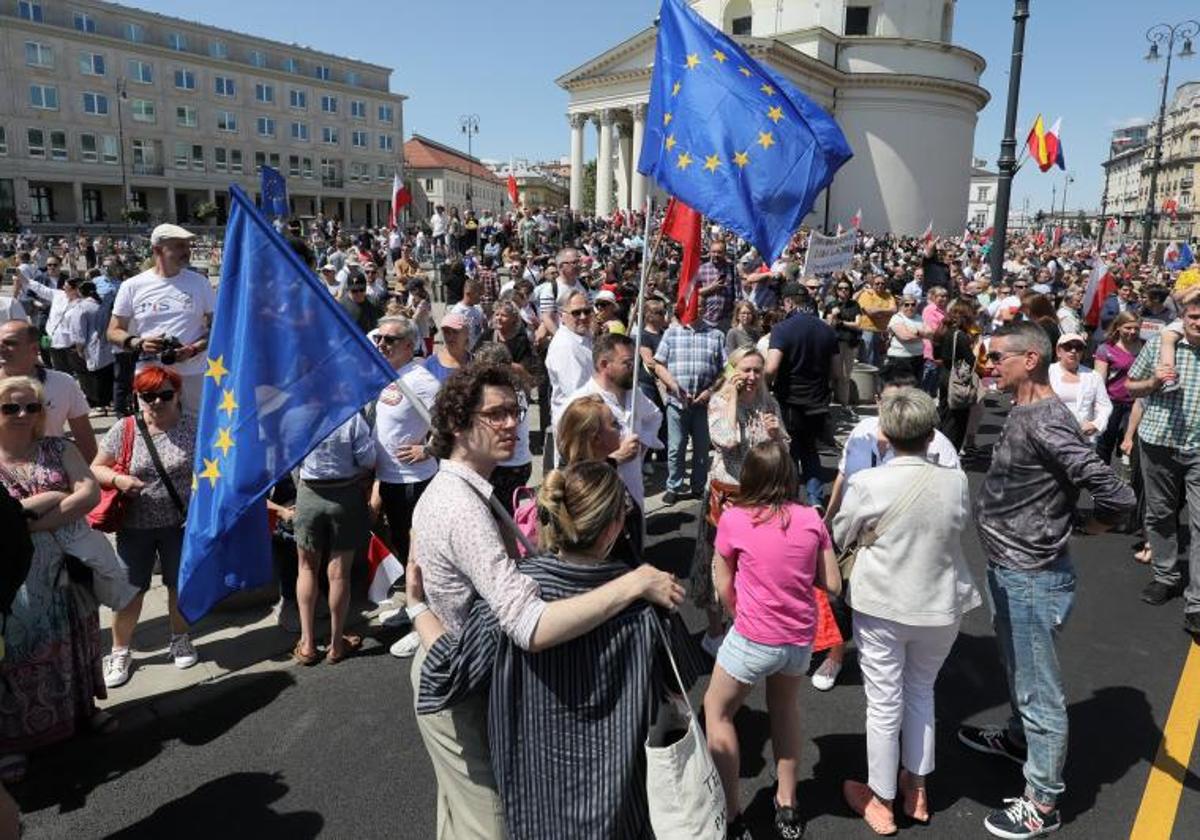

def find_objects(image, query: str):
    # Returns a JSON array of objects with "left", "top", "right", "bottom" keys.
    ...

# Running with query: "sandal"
[
  {"left": 88, "top": 708, "right": 120, "bottom": 736},
  {"left": 325, "top": 635, "right": 363, "bottom": 665},
  {"left": 0, "top": 754, "right": 27, "bottom": 784},
  {"left": 292, "top": 642, "right": 320, "bottom": 666}
]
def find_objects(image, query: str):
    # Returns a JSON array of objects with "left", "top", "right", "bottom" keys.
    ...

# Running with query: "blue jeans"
[
  {"left": 986, "top": 556, "right": 1076, "bottom": 807},
  {"left": 666, "top": 402, "right": 710, "bottom": 494}
]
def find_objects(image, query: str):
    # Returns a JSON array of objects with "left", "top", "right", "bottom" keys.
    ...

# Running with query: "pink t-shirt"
[{"left": 714, "top": 503, "right": 831, "bottom": 647}]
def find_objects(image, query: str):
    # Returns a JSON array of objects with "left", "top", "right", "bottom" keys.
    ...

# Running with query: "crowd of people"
[{"left": 0, "top": 203, "right": 1197, "bottom": 839}]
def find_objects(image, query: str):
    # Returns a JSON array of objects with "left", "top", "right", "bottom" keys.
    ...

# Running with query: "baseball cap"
[
  {"left": 1056, "top": 332, "right": 1086, "bottom": 347},
  {"left": 319, "top": 263, "right": 337, "bottom": 272},
  {"left": 440, "top": 312, "right": 467, "bottom": 331},
  {"left": 594, "top": 289, "right": 617, "bottom": 305},
  {"left": 149, "top": 223, "right": 196, "bottom": 246}
]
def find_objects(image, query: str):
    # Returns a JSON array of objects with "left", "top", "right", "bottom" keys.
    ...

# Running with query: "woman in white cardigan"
[
  {"left": 833, "top": 387, "right": 981, "bottom": 835},
  {"left": 1048, "top": 332, "right": 1112, "bottom": 445}
]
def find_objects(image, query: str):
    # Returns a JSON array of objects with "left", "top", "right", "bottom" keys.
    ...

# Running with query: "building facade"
[
  {"left": 556, "top": 0, "right": 988, "bottom": 236},
  {"left": 966, "top": 158, "right": 996, "bottom": 229},
  {"left": 0, "top": 0, "right": 406, "bottom": 230},
  {"left": 404, "top": 134, "right": 507, "bottom": 225}
]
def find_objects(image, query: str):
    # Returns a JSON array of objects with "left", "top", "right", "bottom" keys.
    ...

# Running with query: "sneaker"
[
  {"left": 275, "top": 598, "right": 300, "bottom": 633},
  {"left": 700, "top": 633, "right": 725, "bottom": 658},
  {"left": 104, "top": 649, "right": 133, "bottom": 688},
  {"left": 1185, "top": 612, "right": 1200, "bottom": 640},
  {"left": 983, "top": 796, "right": 1061, "bottom": 838},
  {"left": 379, "top": 607, "right": 410, "bottom": 628},
  {"left": 662, "top": 490, "right": 678, "bottom": 506},
  {"left": 169, "top": 634, "right": 199, "bottom": 669},
  {"left": 957, "top": 725, "right": 1027, "bottom": 765},
  {"left": 390, "top": 630, "right": 421, "bottom": 658},
  {"left": 1142, "top": 580, "right": 1184, "bottom": 606},
  {"left": 811, "top": 657, "right": 842, "bottom": 691},
  {"left": 774, "top": 800, "right": 805, "bottom": 839}
]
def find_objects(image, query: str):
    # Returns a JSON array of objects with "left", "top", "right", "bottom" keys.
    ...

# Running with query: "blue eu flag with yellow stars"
[
  {"left": 177, "top": 185, "right": 396, "bottom": 622},
  {"left": 260, "top": 164, "right": 288, "bottom": 218},
  {"left": 639, "top": 0, "right": 853, "bottom": 263}
]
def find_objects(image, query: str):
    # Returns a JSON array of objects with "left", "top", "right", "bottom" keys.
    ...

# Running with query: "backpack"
[{"left": 512, "top": 487, "right": 540, "bottom": 557}]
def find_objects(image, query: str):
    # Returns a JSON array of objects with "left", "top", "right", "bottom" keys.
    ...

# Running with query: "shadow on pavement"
[{"left": 103, "top": 772, "right": 323, "bottom": 839}]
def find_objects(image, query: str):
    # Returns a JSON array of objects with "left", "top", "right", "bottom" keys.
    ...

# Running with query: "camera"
[{"left": 157, "top": 336, "right": 183, "bottom": 365}]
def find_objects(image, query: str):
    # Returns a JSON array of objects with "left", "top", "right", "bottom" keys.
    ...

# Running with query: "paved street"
[{"left": 12, "top": 399, "right": 1200, "bottom": 839}]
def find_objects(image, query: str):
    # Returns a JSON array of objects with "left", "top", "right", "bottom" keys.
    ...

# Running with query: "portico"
[{"left": 566, "top": 105, "right": 650, "bottom": 217}]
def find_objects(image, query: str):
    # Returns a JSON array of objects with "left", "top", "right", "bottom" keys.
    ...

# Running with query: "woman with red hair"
[{"left": 91, "top": 365, "right": 198, "bottom": 689}]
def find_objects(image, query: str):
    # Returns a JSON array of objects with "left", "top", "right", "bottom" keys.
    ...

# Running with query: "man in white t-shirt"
[
  {"left": 107, "top": 224, "right": 215, "bottom": 412},
  {"left": 534, "top": 248, "right": 588, "bottom": 340},
  {"left": 0, "top": 319, "right": 96, "bottom": 461}
]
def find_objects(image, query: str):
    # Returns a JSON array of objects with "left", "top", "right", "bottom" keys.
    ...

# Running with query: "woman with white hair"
[{"left": 833, "top": 387, "right": 981, "bottom": 835}]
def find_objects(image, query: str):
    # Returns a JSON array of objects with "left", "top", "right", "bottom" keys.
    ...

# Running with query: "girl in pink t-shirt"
[{"left": 703, "top": 441, "right": 841, "bottom": 838}]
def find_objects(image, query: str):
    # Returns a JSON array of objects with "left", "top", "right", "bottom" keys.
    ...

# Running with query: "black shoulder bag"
[{"left": 136, "top": 418, "right": 186, "bottom": 517}]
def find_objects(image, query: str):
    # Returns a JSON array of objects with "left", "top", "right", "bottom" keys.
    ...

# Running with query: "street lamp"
[
  {"left": 459, "top": 114, "right": 480, "bottom": 209},
  {"left": 115, "top": 77, "right": 130, "bottom": 208},
  {"left": 1060, "top": 172, "right": 1074, "bottom": 229},
  {"left": 1140, "top": 19, "right": 1198, "bottom": 261},
  {"left": 988, "top": 0, "right": 1031, "bottom": 286}
]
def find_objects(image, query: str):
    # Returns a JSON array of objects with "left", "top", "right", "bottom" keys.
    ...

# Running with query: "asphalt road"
[{"left": 13, "top": 399, "right": 1200, "bottom": 840}]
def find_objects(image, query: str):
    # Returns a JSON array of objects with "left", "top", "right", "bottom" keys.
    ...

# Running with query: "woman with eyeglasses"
[
  {"left": 91, "top": 365, "right": 198, "bottom": 688},
  {"left": 1048, "top": 334, "right": 1111, "bottom": 446},
  {"left": 0, "top": 375, "right": 105, "bottom": 783},
  {"left": 884, "top": 295, "right": 932, "bottom": 381}
]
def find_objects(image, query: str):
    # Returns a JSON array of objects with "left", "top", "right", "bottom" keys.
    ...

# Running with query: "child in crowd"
[{"left": 1156, "top": 285, "right": 1200, "bottom": 391}]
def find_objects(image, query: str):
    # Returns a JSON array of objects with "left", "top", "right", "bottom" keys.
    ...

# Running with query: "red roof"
[{"left": 404, "top": 135, "right": 503, "bottom": 184}]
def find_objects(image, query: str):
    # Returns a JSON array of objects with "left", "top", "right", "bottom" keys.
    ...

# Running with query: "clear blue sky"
[{"left": 140, "top": 0, "right": 1200, "bottom": 216}]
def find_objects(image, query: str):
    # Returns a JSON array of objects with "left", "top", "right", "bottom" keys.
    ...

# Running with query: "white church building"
[{"left": 556, "top": 0, "right": 989, "bottom": 236}]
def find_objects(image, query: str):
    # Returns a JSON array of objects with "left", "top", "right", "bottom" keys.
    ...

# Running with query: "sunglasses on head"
[
  {"left": 0, "top": 402, "right": 41, "bottom": 416},
  {"left": 138, "top": 389, "right": 175, "bottom": 404}
]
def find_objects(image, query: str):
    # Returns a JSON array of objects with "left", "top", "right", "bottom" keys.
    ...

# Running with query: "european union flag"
[
  {"left": 260, "top": 165, "right": 289, "bottom": 218},
  {"left": 177, "top": 185, "right": 396, "bottom": 622},
  {"left": 639, "top": 0, "right": 853, "bottom": 263}
]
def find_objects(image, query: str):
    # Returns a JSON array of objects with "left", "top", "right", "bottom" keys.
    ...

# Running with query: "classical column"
[
  {"left": 595, "top": 109, "right": 616, "bottom": 218},
  {"left": 616, "top": 119, "right": 633, "bottom": 211},
  {"left": 71, "top": 181, "right": 84, "bottom": 225},
  {"left": 568, "top": 113, "right": 587, "bottom": 211},
  {"left": 630, "top": 103, "right": 648, "bottom": 211},
  {"left": 166, "top": 184, "right": 177, "bottom": 222}
]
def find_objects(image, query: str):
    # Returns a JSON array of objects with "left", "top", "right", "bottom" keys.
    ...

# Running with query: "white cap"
[
  {"left": 593, "top": 289, "right": 617, "bottom": 304},
  {"left": 150, "top": 223, "right": 196, "bottom": 246}
]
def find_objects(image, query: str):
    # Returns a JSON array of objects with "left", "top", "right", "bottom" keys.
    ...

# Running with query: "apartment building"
[{"left": 0, "top": 0, "right": 406, "bottom": 229}]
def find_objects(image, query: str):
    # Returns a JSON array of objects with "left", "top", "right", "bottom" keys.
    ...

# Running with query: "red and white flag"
[
  {"left": 922, "top": 220, "right": 933, "bottom": 243},
  {"left": 980, "top": 226, "right": 994, "bottom": 242},
  {"left": 388, "top": 173, "right": 411, "bottom": 229},
  {"left": 1164, "top": 242, "right": 1181, "bottom": 264},
  {"left": 1106, "top": 218, "right": 1117, "bottom": 230},
  {"left": 662, "top": 197, "right": 702, "bottom": 326},
  {"left": 850, "top": 207, "right": 862, "bottom": 230},
  {"left": 1082, "top": 258, "right": 1117, "bottom": 328},
  {"left": 507, "top": 172, "right": 519, "bottom": 205},
  {"left": 367, "top": 533, "right": 404, "bottom": 605},
  {"left": 961, "top": 228, "right": 972, "bottom": 245}
]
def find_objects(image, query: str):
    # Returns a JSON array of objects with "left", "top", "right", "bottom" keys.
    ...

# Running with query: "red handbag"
[{"left": 87, "top": 417, "right": 136, "bottom": 532}]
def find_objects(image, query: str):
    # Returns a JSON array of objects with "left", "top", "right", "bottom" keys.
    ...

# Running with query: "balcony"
[
  {"left": 321, "top": 174, "right": 343, "bottom": 189},
  {"left": 132, "top": 162, "right": 164, "bottom": 176}
]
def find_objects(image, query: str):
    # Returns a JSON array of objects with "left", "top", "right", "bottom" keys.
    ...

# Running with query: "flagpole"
[{"left": 629, "top": 195, "right": 656, "bottom": 434}]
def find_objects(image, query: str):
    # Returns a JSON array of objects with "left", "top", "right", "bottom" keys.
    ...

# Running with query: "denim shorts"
[
  {"left": 716, "top": 627, "right": 813, "bottom": 685},
  {"left": 117, "top": 525, "right": 184, "bottom": 591}
]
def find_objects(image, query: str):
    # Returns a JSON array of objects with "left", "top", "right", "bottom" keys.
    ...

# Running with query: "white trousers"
[{"left": 852, "top": 611, "right": 961, "bottom": 800}]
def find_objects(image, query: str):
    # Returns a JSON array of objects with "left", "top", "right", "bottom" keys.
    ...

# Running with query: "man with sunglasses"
[
  {"left": 544, "top": 290, "right": 595, "bottom": 466},
  {"left": 961, "top": 321, "right": 1134, "bottom": 838}
]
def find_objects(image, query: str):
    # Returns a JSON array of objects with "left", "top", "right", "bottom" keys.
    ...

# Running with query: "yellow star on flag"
[
  {"left": 199, "top": 457, "right": 222, "bottom": 489},
  {"left": 733, "top": 150, "right": 750, "bottom": 168},
  {"left": 671, "top": 80, "right": 681, "bottom": 97},
  {"left": 738, "top": 66, "right": 752, "bottom": 77},
  {"left": 219, "top": 389, "right": 238, "bottom": 418},
  {"left": 685, "top": 53, "right": 701, "bottom": 70},
  {"left": 204, "top": 355, "right": 229, "bottom": 387},
  {"left": 676, "top": 151, "right": 694, "bottom": 170},
  {"left": 663, "top": 112, "right": 673, "bottom": 126},
  {"left": 665, "top": 134, "right": 678, "bottom": 151},
  {"left": 757, "top": 131, "right": 775, "bottom": 150},
  {"left": 704, "top": 154, "right": 721, "bottom": 173},
  {"left": 712, "top": 49, "right": 727, "bottom": 63},
  {"left": 767, "top": 105, "right": 784, "bottom": 124},
  {"left": 760, "top": 83, "right": 776, "bottom": 96},
  {"left": 214, "top": 427, "right": 235, "bottom": 457}
]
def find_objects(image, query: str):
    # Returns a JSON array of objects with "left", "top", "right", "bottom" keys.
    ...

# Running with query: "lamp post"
[
  {"left": 1060, "top": 173, "right": 1074, "bottom": 230},
  {"left": 988, "top": 0, "right": 1031, "bottom": 286},
  {"left": 1140, "top": 19, "right": 1198, "bottom": 262},
  {"left": 115, "top": 77, "right": 130, "bottom": 208},
  {"left": 459, "top": 114, "right": 480, "bottom": 209}
]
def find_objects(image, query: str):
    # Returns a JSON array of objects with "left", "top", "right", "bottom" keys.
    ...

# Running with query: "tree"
[{"left": 580, "top": 159, "right": 617, "bottom": 214}]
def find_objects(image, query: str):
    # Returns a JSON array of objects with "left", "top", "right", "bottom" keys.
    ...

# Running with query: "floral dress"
[{"left": 0, "top": 438, "right": 105, "bottom": 752}]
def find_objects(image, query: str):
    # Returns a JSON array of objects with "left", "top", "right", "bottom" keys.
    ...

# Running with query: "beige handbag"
[{"left": 836, "top": 464, "right": 936, "bottom": 584}]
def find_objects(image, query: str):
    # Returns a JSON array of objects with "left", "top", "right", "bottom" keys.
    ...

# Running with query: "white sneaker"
[
  {"left": 811, "top": 657, "right": 842, "bottom": 691},
  {"left": 389, "top": 630, "right": 421, "bottom": 658},
  {"left": 378, "top": 607, "right": 410, "bottom": 628},
  {"left": 700, "top": 633, "right": 724, "bottom": 658},
  {"left": 104, "top": 649, "right": 133, "bottom": 688},
  {"left": 275, "top": 598, "right": 300, "bottom": 633},
  {"left": 169, "top": 634, "right": 199, "bottom": 669}
]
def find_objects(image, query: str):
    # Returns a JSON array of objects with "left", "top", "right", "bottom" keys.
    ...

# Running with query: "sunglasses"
[
  {"left": 985, "top": 350, "right": 1024, "bottom": 363},
  {"left": 569, "top": 307, "right": 594, "bottom": 317},
  {"left": 0, "top": 402, "right": 42, "bottom": 416},
  {"left": 373, "top": 334, "right": 404, "bottom": 346},
  {"left": 138, "top": 389, "right": 176, "bottom": 404},
  {"left": 1060, "top": 343, "right": 1085, "bottom": 353}
]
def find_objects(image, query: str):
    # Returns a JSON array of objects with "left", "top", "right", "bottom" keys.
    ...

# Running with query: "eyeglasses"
[
  {"left": 1060, "top": 343, "right": 1085, "bottom": 353},
  {"left": 373, "top": 334, "right": 405, "bottom": 347},
  {"left": 986, "top": 350, "right": 1025, "bottom": 364},
  {"left": 568, "top": 307, "right": 594, "bottom": 317},
  {"left": 0, "top": 402, "right": 42, "bottom": 416},
  {"left": 474, "top": 405, "right": 526, "bottom": 426},
  {"left": 1013, "top": 284, "right": 1028, "bottom": 290},
  {"left": 901, "top": 302, "right": 917, "bottom": 307},
  {"left": 138, "top": 389, "right": 175, "bottom": 404}
]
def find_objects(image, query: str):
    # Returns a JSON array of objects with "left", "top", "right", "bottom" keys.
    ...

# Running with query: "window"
[
  {"left": 168, "top": 32, "right": 188, "bottom": 51},
  {"left": 0, "top": 127, "right": 7, "bottom": 156},
  {"left": 378, "top": 104, "right": 393, "bottom": 124},
  {"left": 351, "top": 100, "right": 366, "bottom": 119},
  {"left": 209, "top": 40, "right": 228, "bottom": 59},
  {"left": 976, "top": 186, "right": 991, "bottom": 202},
  {"left": 131, "top": 99, "right": 155, "bottom": 122},
  {"left": 377, "top": 164, "right": 389, "bottom": 182},
  {"left": 123, "top": 22, "right": 144, "bottom": 42},
  {"left": 176, "top": 105, "right": 197, "bottom": 127},
  {"left": 192, "top": 144, "right": 204, "bottom": 171},
  {"left": 214, "top": 76, "right": 235, "bottom": 97},
  {"left": 288, "top": 155, "right": 300, "bottom": 176},
  {"left": 254, "top": 151, "right": 266, "bottom": 173},
  {"left": 424, "top": 178, "right": 434, "bottom": 191},
  {"left": 29, "top": 84, "right": 58, "bottom": 110},
  {"left": 214, "top": 147, "right": 228, "bottom": 172},
  {"left": 322, "top": 126, "right": 339, "bottom": 145},
  {"left": 217, "top": 110, "right": 237, "bottom": 132},
  {"left": 27, "top": 128, "right": 45, "bottom": 158},
  {"left": 320, "top": 157, "right": 342, "bottom": 188},
  {"left": 345, "top": 71, "right": 359, "bottom": 86},
  {"left": 230, "top": 149, "right": 243, "bottom": 173},
  {"left": 30, "top": 186, "right": 53, "bottom": 223},
  {"left": 352, "top": 130, "right": 368, "bottom": 148},
  {"left": 314, "top": 65, "right": 331, "bottom": 81},
  {"left": 282, "top": 57, "right": 298, "bottom": 74},
  {"left": 257, "top": 117, "right": 275, "bottom": 137},
  {"left": 845, "top": 6, "right": 870, "bottom": 36},
  {"left": 24, "top": 42, "right": 53, "bottom": 68},
  {"left": 731, "top": 16, "right": 752, "bottom": 35},
  {"left": 174, "top": 69, "right": 196, "bottom": 90},
  {"left": 302, "top": 156, "right": 313, "bottom": 178},
  {"left": 101, "top": 135, "right": 118, "bottom": 164},
  {"left": 18, "top": 2, "right": 43, "bottom": 22},
  {"left": 82, "top": 189, "right": 103, "bottom": 223},
  {"left": 255, "top": 83, "right": 274, "bottom": 103},
  {"left": 128, "top": 60, "right": 153, "bottom": 84},
  {"left": 289, "top": 89, "right": 307, "bottom": 109},
  {"left": 249, "top": 50, "right": 267, "bottom": 68},
  {"left": 80, "top": 133, "right": 98, "bottom": 162},
  {"left": 129, "top": 189, "right": 146, "bottom": 209},
  {"left": 83, "top": 92, "right": 109, "bottom": 115},
  {"left": 73, "top": 12, "right": 96, "bottom": 33},
  {"left": 321, "top": 95, "right": 338, "bottom": 114},
  {"left": 378, "top": 134, "right": 394, "bottom": 152},
  {"left": 291, "top": 121, "right": 309, "bottom": 141},
  {"left": 79, "top": 52, "right": 105, "bottom": 76},
  {"left": 175, "top": 141, "right": 189, "bottom": 169},
  {"left": 49, "top": 131, "right": 66, "bottom": 161}
]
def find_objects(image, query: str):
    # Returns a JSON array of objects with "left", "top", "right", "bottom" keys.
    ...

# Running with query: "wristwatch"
[
  {"left": 405, "top": 602, "right": 429, "bottom": 621},
  {"left": 123, "top": 335, "right": 141, "bottom": 351}
]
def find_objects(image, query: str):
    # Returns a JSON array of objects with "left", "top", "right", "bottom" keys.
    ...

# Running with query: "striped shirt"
[
  {"left": 1130, "top": 332, "right": 1200, "bottom": 453},
  {"left": 419, "top": 555, "right": 703, "bottom": 840}
]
